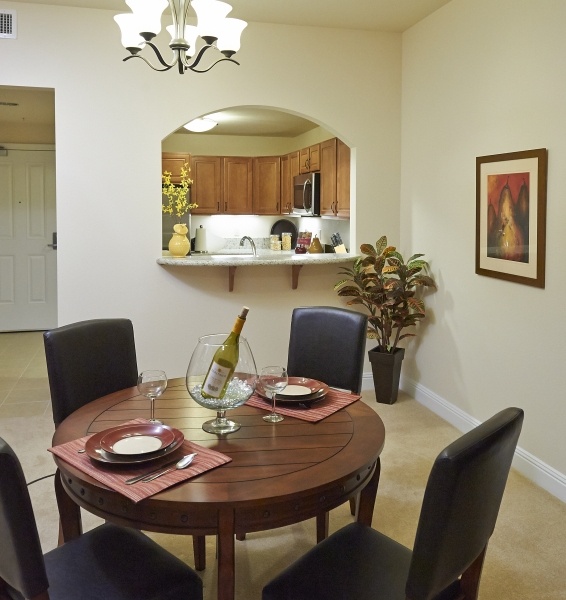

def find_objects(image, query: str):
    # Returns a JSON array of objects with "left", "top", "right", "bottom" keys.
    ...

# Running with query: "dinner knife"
[{"left": 125, "top": 455, "right": 184, "bottom": 485}]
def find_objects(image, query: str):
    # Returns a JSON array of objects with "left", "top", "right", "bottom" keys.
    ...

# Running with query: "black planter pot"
[{"left": 368, "top": 346, "right": 405, "bottom": 404}]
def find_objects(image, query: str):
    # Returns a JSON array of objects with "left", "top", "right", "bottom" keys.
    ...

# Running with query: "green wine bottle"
[{"left": 201, "top": 306, "right": 249, "bottom": 399}]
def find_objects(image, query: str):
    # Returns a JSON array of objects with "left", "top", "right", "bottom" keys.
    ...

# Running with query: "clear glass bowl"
[{"left": 186, "top": 334, "right": 257, "bottom": 434}]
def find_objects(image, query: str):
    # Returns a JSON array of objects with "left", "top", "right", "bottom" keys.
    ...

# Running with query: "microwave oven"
[{"left": 292, "top": 172, "right": 321, "bottom": 216}]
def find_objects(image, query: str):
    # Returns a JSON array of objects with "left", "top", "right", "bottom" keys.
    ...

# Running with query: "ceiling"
[
  {"left": 5, "top": 0, "right": 451, "bottom": 33},
  {"left": 0, "top": 0, "right": 452, "bottom": 138}
]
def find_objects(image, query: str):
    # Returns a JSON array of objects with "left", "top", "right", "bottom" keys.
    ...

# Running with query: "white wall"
[
  {"left": 402, "top": 0, "right": 566, "bottom": 484},
  {"left": 0, "top": 5, "right": 401, "bottom": 376}
]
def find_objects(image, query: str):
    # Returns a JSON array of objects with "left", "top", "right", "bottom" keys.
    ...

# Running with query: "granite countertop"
[{"left": 157, "top": 250, "right": 359, "bottom": 267}]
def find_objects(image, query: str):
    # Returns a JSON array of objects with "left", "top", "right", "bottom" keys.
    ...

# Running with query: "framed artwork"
[{"left": 476, "top": 148, "right": 548, "bottom": 288}]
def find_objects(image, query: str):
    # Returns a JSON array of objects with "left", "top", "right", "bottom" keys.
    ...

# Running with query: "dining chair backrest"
[
  {"left": 406, "top": 406, "right": 524, "bottom": 598},
  {"left": 287, "top": 306, "right": 368, "bottom": 394},
  {"left": 44, "top": 319, "right": 138, "bottom": 427},
  {"left": 0, "top": 436, "right": 204, "bottom": 600},
  {"left": 0, "top": 437, "right": 48, "bottom": 598}
]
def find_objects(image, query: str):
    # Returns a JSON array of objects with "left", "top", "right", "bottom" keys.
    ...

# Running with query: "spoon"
[{"left": 141, "top": 453, "right": 197, "bottom": 482}]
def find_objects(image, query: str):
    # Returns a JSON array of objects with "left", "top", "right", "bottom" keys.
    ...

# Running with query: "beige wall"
[
  {"left": 402, "top": 0, "right": 566, "bottom": 486},
  {"left": 1, "top": 0, "right": 563, "bottom": 497},
  {"left": 0, "top": 8, "right": 401, "bottom": 377}
]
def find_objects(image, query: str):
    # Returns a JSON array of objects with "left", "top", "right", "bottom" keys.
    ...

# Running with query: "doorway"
[{"left": 0, "top": 86, "right": 57, "bottom": 332}]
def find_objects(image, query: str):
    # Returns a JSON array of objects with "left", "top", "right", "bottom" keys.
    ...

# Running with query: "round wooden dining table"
[{"left": 51, "top": 378, "right": 385, "bottom": 600}]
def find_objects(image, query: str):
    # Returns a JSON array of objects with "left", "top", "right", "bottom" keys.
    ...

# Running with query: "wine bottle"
[{"left": 201, "top": 306, "right": 249, "bottom": 399}]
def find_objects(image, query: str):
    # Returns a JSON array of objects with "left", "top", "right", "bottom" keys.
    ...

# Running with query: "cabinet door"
[
  {"left": 336, "top": 139, "right": 351, "bottom": 218},
  {"left": 299, "top": 147, "right": 310, "bottom": 174},
  {"left": 190, "top": 156, "right": 221, "bottom": 214},
  {"left": 309, "top": 144, "right": 320, "bottom": 171},
  {"left": 223, "top": 157, "right": 253, "bottom": 214},
  {"left": 299, "top": 144, "right": 321, "bottom": 174},
  {"left": 290, "top": 150, "right": 300, "bottom": 179},
  {"left": 280, "top": 154, "right": 291, "bottom": 214},
  {"left": 162, "top": 152, "right": 191, "bottom": 184},
  {"left": 319, "top": 138, "right": 337, "bottom": 216},
  {"left": 253, "top": 156, "right": 281, "bottom": 215}
]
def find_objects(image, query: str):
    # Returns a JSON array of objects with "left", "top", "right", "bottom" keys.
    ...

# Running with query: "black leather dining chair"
[
  {"left": 43, "top": 318, "right": 138, "bottom": 428},
  {"left": 287, "top": 306, "right": 368, "bottom": 394},
  {"left": 262, "top": 407, "right": 524, "bottom": 600},
  {"left": 0, "top": 436, "right": 203, "bottom": 600},
  {"left": 289, "top": 305, "right": 368, "bottom": 540},
  {"left": 43, "top": 318, "right": 206, "bottom": 570}
]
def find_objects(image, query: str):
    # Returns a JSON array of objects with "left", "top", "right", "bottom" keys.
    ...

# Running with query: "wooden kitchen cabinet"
[
  {"left": 336, "top": 138, "right": 351, "bottom": 218},
  {"left": 190, "top": 155, "right": 222, "bottom": 214},
  {"left": 280, "top": 154, "right": 290, "bottom": 214},
  {"left": 320, "top": 138, "right": 337, "bottom": 215},
  {"left": 299, "top": 144, "right": 320, "bottom": 173},
  {"left": 253, "top": 156, "right": 281, "bottom": 214},
  {"left": 281, "top": 151, "right": 300, "bottom": 214},
  {"left": 318, "top": 138, "right": 351, "bottom": 217},
  {"left": 162, "top": 152, "right": 191, "bottom": 184},
  {"left": 223, "top": 157, "right": 253, "bottom": 214}
]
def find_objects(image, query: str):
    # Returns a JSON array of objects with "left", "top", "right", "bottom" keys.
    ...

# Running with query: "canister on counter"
[
  {"left": 281, "top": 232, "right": 292, "bottom": 251},
  {"left": 270, "top": 234, "right": 280, "bottom": 251}
]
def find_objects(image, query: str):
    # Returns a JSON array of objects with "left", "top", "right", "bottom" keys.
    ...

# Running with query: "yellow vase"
[{"left": 169, "top": 223, "right": 190, "bottom": 257}]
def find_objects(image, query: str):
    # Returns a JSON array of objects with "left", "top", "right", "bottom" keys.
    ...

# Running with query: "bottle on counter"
[{"left": 201, "top": 306, "right": 249, "bottom": 399}]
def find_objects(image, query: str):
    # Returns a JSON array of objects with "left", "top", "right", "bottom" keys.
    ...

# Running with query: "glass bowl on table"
[{"left": 186, "top": 334, "right": 257, "bottom": 434}]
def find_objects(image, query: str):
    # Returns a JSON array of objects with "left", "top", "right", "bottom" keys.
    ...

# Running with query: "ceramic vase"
[{"left": 169, "top": 223, "right": 190, "bottom": 257}]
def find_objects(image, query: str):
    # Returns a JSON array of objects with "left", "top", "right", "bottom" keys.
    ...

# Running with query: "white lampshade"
[
  {"left": 216, "top": 17, "right": 247, "bottom": 54},
  {"left": 125, "top": 0, "right": 168, "bottom": 36},
  {"left": 166, "top": 24, "right": 199, "bottom": 56},
  {"left": 184, "top": 117, "right": 218, "bottom": 132},
  {"left": 192, "top": 0, "right": 232, "bottom": 41},
  {"left": 114, "top": 13, "right": 145, "bottom": 49}
]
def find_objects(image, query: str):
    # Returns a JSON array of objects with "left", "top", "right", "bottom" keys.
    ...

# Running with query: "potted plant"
[
  {"left": 162, "top": 162, "right": 198, "bottom": 257},
  {"left": 334, "top": 235, "right": 436, "bottom": 404}
]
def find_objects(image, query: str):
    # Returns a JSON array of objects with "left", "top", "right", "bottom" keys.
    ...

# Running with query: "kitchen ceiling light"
[
  {"left": 114, "top": 0, "right": 247, "bottom": 75},
  {"left": 184, "top": 117, "right": 218, "bottom": 132}
]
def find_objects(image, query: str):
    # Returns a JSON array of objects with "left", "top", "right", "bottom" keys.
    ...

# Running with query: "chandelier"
[{"left": 114, "top": 0, "right": 247, "bottom": 74}]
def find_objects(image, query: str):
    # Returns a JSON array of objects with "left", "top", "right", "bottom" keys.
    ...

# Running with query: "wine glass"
[
  {"left": 137, "top": 370, "right": 168, "bottom": 424},
  {"left": 186, "top": 334, "right": 257, "bottom": 434},
  {"left": 260, "top": 366, "right": 288, "bottom": 423}
]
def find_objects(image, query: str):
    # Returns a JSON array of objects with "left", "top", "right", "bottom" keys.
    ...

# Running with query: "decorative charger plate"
[
  {"left": 85, "top": 425, "right": 184, "bottom": 464},
  {"left": 270, "top": 219, "right": 298, "bottom": 249},
  {"left": 256, "top": 377, "right": 329, "bottom": 404},
  {"left": 99, "top": 423, "right": 176, "bottom": 455}
]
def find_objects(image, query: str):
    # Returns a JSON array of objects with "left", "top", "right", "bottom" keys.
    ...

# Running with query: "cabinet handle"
[
  {"left": 217, "top": 201, "right": 220, "bottom": 211},
  {"left": 224, "top": 202, "right": 227, "bottom": 211}
]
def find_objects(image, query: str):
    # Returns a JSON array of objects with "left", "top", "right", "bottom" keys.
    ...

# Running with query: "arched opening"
[{"left": 160, "top": 106, "right": 352, "bottom": 254}]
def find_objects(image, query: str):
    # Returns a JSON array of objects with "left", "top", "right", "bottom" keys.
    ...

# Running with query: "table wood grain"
[{"left": 51, "top": 378, "right": 385, "bottom": 600}]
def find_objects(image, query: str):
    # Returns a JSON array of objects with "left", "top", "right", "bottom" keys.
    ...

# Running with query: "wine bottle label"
[{"left": 202, "top": 361, "right": 231, "bottom": 398}]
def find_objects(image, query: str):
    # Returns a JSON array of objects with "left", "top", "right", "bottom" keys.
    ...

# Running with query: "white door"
[{"left": 0, "top": 146, "right": 57, "bottom": 332}]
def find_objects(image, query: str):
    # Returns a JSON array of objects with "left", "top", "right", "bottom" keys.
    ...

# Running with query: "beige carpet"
[{"left": 1, "top": 331, "right": 564, "bottom": 599}]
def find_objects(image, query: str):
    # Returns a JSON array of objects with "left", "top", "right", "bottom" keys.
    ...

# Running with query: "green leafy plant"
[{"left": 334, "top": 235, "right": 436, "bottom": 353}]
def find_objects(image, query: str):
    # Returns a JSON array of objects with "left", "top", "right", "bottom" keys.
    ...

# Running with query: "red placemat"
[
  {"left": 49, "top": 419, "right": 231, "bottom": 503},
  {"left": 246, "top": 387, "right": 360, "bottom": 422}
]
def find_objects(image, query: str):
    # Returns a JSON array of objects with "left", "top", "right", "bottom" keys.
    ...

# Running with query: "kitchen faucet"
[{"left": 240, "top": 236, "right": 257, "bottom": 257}]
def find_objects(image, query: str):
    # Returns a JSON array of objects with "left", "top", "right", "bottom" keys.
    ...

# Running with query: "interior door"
[{"left": 0, "top": 147, "right": 57, "bottom": 331}]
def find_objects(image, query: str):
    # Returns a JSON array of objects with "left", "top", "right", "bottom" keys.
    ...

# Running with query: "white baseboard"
[{"left": 361, "top": 373, "right": 566, "bottom": 503}]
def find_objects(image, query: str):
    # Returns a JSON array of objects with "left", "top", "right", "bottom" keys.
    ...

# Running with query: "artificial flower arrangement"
[{"left": 162, "top": 162, "right": 198, "bottom": 222}]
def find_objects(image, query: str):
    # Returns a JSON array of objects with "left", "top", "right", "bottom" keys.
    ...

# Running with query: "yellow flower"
[{"left": 162, "top": 162, "right": 198, "bottom": 221}]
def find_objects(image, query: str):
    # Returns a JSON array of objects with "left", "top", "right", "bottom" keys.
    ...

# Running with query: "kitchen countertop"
[
  {"left": 157, "top": 250, "right": 359, "bottom": 291},
  {"left": 157, "top": 249, "right": 358, "bottom": 266}
]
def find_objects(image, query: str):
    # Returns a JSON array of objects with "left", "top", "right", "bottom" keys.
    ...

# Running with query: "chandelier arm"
[
  {"left": 186, "top": 57, "right": 240, "bottom": 74},
  {"left": 123, "top": 54, "right": 174, "bottom": 72},
  {"left": 145, "top": 41, "right": 179, "bottom": 69}
]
